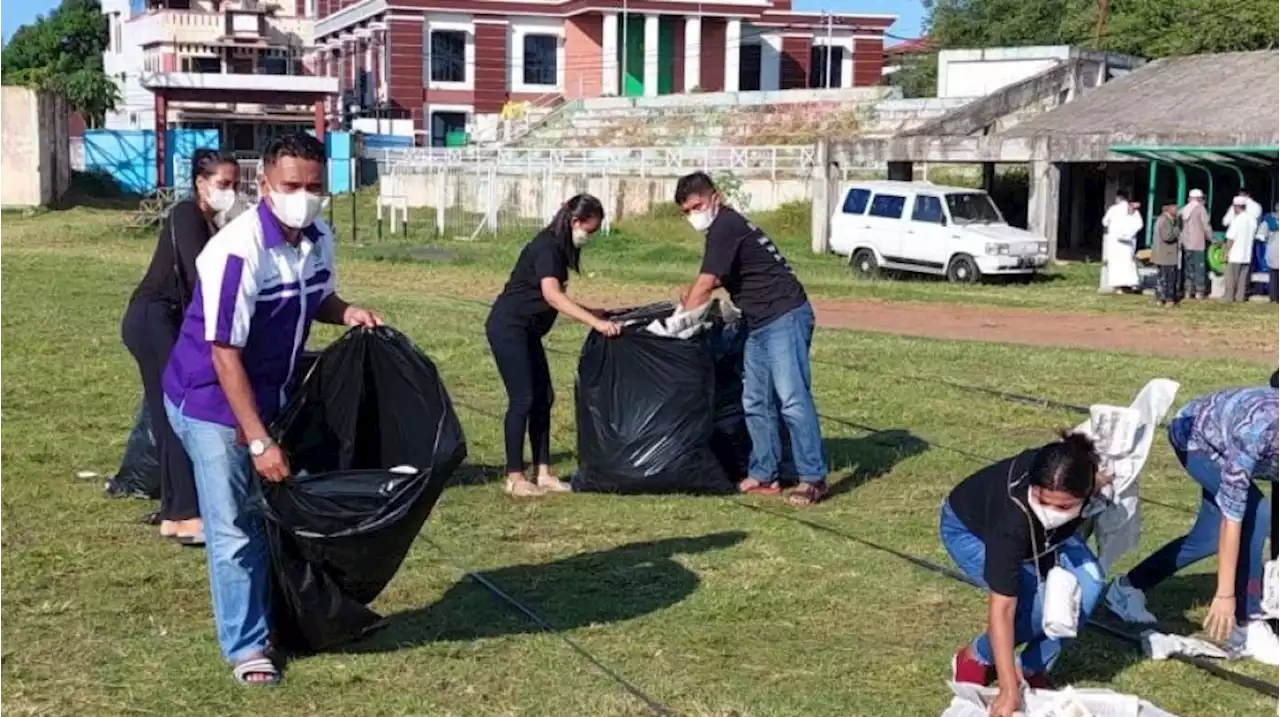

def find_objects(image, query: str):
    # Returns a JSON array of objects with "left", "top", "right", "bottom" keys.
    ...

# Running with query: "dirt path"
[{"left": 810, "top": 298, "right": 1274, "bottom": 363}]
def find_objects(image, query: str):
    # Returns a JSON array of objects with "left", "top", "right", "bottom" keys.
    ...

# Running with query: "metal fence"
[
  {"left": 377, "top": 163, "right": 621, "bottom": 241},
  {"left": 371, "top": 145, "right": 820, "bottom": 180}
]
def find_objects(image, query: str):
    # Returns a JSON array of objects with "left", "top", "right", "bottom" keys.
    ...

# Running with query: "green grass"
[{"left": 2, "top": 207, "right": 1275, "bottom": 716}]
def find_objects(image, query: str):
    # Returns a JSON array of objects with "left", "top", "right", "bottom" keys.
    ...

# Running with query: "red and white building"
[{"left": 313, "top": 1, "right": 894, "bottom": 144}]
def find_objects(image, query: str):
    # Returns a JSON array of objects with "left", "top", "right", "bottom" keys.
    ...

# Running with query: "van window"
[
  {"left": 842, "top": 188, "right": 871, "bottom": 215},
  {"left": 868, "top": 193, "right": 906, "bottom": 219},
  {"left": 911, "top": 195, "right": 946, "bottom": 224}
]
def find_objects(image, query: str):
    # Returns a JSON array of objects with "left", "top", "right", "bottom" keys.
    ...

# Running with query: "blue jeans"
[
  {"left": 1126, "top": 448, "right": 1270, "bottom": 621},
  {"left": 165, "top": 398, "right": 271, "bottom": 663},
  {"left": 742, "top": 302, "right": 827, "bottom": 483},
  {"left": 940, "top": 501, "right": 1105, "bottom": 675}
]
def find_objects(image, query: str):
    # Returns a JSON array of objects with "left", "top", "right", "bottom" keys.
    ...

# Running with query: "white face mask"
[
  {"left": 203, "top": 184, "right": 237, "bottom": 214},
  {"left": 1028, "top": 491, "right": 1081, "bottom": 530},
  {"left": 266, "top": 185, "right": 324, "bottom": 229},
  {"left": 572, "top": 226, "right": 594, "bottom": 248},
  {"left": 687, "top": 209, "right": 715, "bottom": 232}
]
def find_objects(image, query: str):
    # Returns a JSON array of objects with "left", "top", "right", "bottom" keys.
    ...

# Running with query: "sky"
[{"left": 0, "top": 1, "right": 926, "bottom": 46}]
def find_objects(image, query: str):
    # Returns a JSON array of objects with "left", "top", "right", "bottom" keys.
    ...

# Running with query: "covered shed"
[{"left": 837, "top": 50, "right": 1279, "bottom": 258}]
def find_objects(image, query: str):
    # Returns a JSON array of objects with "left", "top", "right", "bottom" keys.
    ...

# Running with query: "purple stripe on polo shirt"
[
  {"left": 214, "top": 255, "right": 245, "bottom": 344},
  {"left": 255, "top": 269, "right": 331, "bottom": 301}
]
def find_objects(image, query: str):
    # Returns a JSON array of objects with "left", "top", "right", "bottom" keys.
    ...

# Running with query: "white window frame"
[
  {"left": 425, "top": 102, "right": 474, "bottom": 146},
  {"left": 509, "top": 18, "right": 564, "bottom": 94},
  {"left": 425, "top": 16, "right": 474, "bottom": 91}
]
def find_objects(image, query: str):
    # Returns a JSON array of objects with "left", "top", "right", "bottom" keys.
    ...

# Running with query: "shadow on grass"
[
  {"left": 826, "top": 430, "right": 930, "bottom": 500},
  {"left": 344, "top": 531, "right": 746, "bottom": 652}
]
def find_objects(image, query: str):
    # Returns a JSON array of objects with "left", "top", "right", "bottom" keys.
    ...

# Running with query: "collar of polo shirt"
[{"left": 257, "top": 201, "right": 324, "bottom": 249}]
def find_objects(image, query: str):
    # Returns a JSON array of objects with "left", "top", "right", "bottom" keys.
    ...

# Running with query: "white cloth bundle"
[
  {"left": 1076, "top": 379, "right": 1180, "bottom": 572},
  {"left": 1042, "top": 566, "right": 1082, "bottom": 639}
]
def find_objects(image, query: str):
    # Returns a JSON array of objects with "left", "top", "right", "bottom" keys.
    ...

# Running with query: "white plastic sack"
[
  {"left": 1076, "top": 379, "right": 1180, "bottom": 572},
  {"left": 941, "top": 682, "right": 1177, "bottom": 717}
]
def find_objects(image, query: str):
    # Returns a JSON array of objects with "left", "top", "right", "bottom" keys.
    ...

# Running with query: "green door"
[
  {"left": 619, "top": 14, "right": 645, "bottom": 97},
  {"left": 657, "top": 16, "right": 676, "bottom": 94}
]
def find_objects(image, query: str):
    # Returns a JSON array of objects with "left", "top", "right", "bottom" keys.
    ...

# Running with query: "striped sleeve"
[{"left": 196, "top": 234, "right": 259, "bottom": 348}]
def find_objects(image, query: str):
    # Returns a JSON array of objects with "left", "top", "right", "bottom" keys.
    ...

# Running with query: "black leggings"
[
  {"left": 121, "top": 298, "right": 199, "bottom": 521},
  {"left": 487, "top": 325, "right": 553, "bottom": 474}
]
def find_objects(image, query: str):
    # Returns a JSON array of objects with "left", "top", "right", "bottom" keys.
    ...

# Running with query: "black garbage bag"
[
  {"left": 105, "top": 402, "right": 161, "bottom": 499},
  {"left": 572, "top": 303, "right": 740, "bottom": 495},
  {"left": 259, "top": 327, "right": 467, "bottom": 652}
]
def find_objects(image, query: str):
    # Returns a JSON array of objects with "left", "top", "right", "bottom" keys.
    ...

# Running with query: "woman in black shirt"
[
  {"left": 939, "top": 433, "right": 1105, "bottom": 717},
  {"left": 485, "top": 195, "right": 620, "bottom": 498},
  {"left": 121, "top": 149, "right": 238, "bottom": 544}
]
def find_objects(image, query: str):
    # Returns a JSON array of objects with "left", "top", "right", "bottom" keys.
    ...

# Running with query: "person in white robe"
[{"left": 1100, "top": 193, "right": 1143, "bottom": 292}]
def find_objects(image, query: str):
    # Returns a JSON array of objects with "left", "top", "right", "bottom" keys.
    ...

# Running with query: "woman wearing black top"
[
  {"left": 940, "top": 433, "right": 1106, "bottom": 717},
  {"left": 486, "top": 195, "right": 620, "bottom": 498},
  {"left": 121, "top": 149, "right": 238, "bottom": 544}
]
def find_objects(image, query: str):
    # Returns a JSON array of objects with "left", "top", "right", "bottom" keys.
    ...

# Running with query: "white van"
[{"left": 829, "top": 180, "right": 1050, "bottom": 283}]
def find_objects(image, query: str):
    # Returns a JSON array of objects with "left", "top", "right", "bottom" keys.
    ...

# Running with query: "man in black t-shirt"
[{"left": 674, "top": 172, "right": 828, "bottom": 506}]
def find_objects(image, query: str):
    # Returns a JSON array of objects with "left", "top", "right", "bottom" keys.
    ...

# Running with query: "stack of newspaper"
[{"left": 940, "top": 682, "right": 1177, "bottom": 717}]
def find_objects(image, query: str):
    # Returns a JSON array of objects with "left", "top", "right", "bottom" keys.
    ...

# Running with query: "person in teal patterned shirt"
[{"left": 1104, "top": 375, "right": 1279, "bottom": 665}]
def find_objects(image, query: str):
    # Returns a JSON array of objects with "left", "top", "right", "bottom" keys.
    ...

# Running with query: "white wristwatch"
[{"left": 248, "top": 437, "right": 274, "bottom": 457}]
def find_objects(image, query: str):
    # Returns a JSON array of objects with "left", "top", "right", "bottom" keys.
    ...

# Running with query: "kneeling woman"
[
  {"left": 940, "top": 433, "right": 1105, "bottom": 717},
  {"left": 1106, "top": 378, "right": 1278, "bottom": 665},
  {"left": 485, "top": 195, "right": 621, "bottom": 498}
]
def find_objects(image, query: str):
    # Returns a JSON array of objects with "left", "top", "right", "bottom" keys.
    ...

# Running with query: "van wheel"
[
  {"left": 946, "top": 255, "right": 980, "bottom": 284},
  {"left": 850, "top": 249, "right": 879, "bottom": 279}
]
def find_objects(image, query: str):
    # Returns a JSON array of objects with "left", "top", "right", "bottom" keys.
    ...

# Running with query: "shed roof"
[{"left": 1007, "top": 50, "right": 1279, "bottom": 145}]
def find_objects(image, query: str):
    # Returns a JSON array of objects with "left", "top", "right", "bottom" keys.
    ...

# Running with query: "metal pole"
[{"left": 824, "top": 13, "right": 833, "bottom": 90}]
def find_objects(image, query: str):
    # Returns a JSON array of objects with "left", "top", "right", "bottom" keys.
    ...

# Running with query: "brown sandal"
[{"left": 787, "top": 481, "right": 829, "bottom": 507}]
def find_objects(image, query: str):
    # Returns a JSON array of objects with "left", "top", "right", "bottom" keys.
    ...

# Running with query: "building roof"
[
  {"left": 1007, "top": 50, "right": 1279, "bottom": 146},
  {"left": 885, "top": 37, "right": 932, "bottom": 56}
]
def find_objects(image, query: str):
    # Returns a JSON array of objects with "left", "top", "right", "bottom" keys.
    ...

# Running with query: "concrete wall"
[
  {"left": 936, "top": 46, "right": 1144, "bottom": 100},
  {"left": 1, "top": 87, "right": 71, "bottom": 208},
  {"left": 380, "top": 171, "right": 811, "bottom": 220}
]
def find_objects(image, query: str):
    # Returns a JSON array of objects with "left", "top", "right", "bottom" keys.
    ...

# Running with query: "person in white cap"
[
  {"left": 1223, "top": 195, "right": 1259, "bottom": 302},
  {"left": 1180, "top": 189, "right": 1213, "bottom": 299}
]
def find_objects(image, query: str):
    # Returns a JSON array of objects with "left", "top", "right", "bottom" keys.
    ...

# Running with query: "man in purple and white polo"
[{"left": 162, "top": 134, "right": 379, "bottom": 686}]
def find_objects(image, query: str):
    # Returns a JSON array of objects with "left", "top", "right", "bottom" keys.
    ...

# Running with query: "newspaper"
[{"left": 940, "top": 683, "right": 1177, "bottom": 717}]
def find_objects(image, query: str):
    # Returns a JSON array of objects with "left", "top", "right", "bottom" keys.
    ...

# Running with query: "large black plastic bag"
[
  {"left": 572, "top": 303, "right": 740, "bottom": 495},
  {"left": 104, "top": 403, "right": 161, "bottom": 499},
  {"left": 259, "top": 327, "right": 467, "bottom": 652}
]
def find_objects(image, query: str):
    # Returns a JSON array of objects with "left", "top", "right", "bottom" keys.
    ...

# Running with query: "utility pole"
[
  {"left": 1094, "top": 0, "right": 1110, "bottom": 48},
  {"left": 824, "top": 12, "right": 834, "bottom": 89}
]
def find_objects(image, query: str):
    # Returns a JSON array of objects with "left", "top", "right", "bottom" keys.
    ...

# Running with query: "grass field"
[{"left": 2, "top": 205, "right": 1276, "bottom": 716}]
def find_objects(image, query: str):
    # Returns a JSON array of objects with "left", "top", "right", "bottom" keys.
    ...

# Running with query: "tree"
[
  {"left": 890, "top": 0, "right": 1280, "bottom": 97},
  {"left": 1, "top": 0, "right": 118, "bottom": 127}
]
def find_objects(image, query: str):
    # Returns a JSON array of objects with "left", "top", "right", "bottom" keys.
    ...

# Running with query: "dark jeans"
[
  {"left": 1182, "top": 250, "right": 1207, "bottom": 297},
  {"left": 1125, "top": 447, "right": 1270, "bottom": 621},
  {"left": 487, "top": 324, "right": 553, "bottom": 473},
  {"left": 121, "top": 298, "right": 199, "bottom": 521},
  {"left": 1270, "top": 269, "right": 1278, "bottom": 303},
  {"left": 1155, "top": 264, "right": 1180, "bottom": 303}
]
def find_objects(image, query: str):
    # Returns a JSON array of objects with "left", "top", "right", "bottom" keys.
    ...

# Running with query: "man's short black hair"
[
  {"left": 1115, "top": 190, "right": 1129, "bottom": 201},
  {"left": 674, "top": 171, "right": 717, "bottom": 205},
  {"left": 263, "top": 133, "right": 327, "bottom": 168}
]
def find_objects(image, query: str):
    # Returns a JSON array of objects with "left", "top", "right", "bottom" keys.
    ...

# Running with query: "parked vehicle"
[{"left": 829, "top": 180, "right": 1050, "bottom": 283}]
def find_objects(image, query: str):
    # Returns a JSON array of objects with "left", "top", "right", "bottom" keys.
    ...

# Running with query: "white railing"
[{"left": 373, "top": 145, "right": 820, "bottom": 179}]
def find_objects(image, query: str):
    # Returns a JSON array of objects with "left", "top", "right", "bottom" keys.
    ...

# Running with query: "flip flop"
[
  {"left": 505, "top": 479, "right": 544, "bottom": 498},
  {"left": 787, "top": 481, "right": 829, "bottom": 507},
  {"left": 738, "top": 478, "right": 782, "bottom": 495},
  {"left": 232, "top": 657, "right": 280, "bottom": 686},
  {"left": 175, "top": 531, "right": 206, "bottom": 547},
  {"left": 535, "top": 477, "right": 573, "bottom": 493}
]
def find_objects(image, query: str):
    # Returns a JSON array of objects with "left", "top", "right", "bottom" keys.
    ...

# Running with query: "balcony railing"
[{"left": 127, "top": 9, "right": 314, "bottom": 48}]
